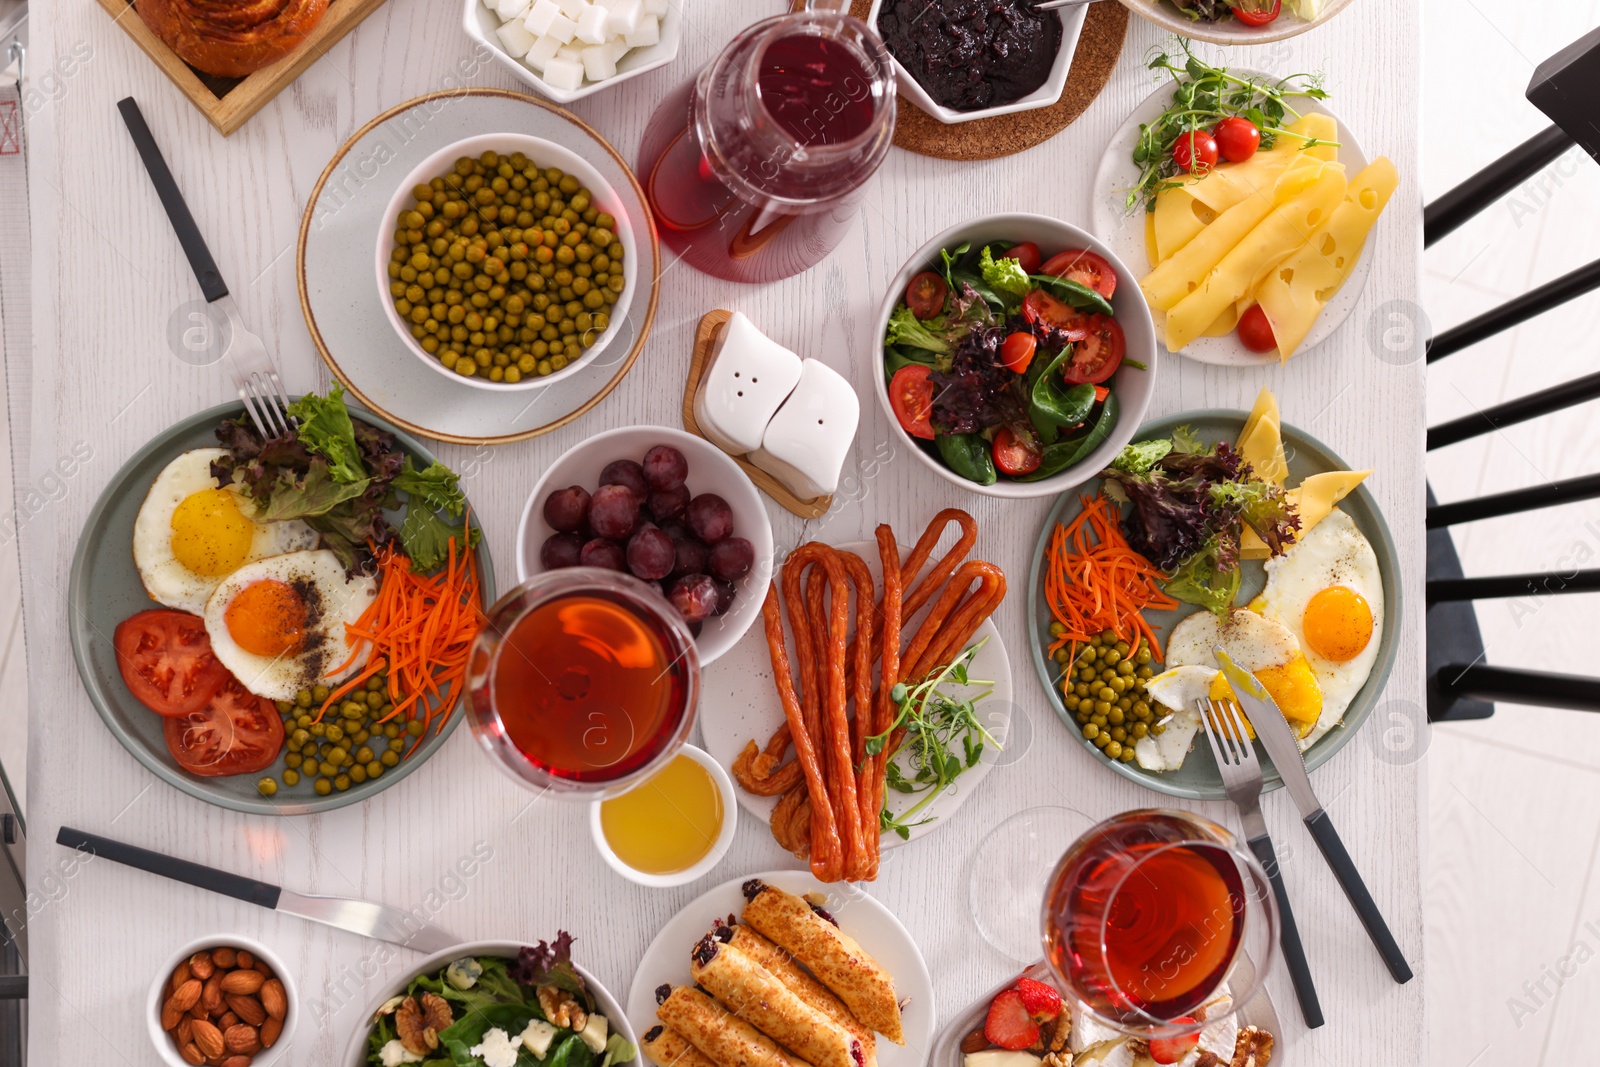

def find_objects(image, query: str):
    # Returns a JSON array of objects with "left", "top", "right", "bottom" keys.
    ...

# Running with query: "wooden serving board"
[
  {"left": 96, "top": 0, "right": 388, "bottom": 136},
  {"left": 681, "top": 309, "right": 832, "bottom": 520}
]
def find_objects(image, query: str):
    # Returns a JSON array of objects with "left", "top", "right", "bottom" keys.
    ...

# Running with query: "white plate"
[
  {"left": 699, "top": 540, "right": 1013, "bottom": 847},
  {"left": 625, "top": 871, "right": 937, "bottom": 1067},
  {"left": 1117, "top": 0, "right": 1356, "bottom": 46},
  {"left": 1090, "top": 71, "right": 1372, "bottom": 368}
]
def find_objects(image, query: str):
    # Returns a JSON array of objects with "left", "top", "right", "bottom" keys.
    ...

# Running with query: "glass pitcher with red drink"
[
  {"left": 636, "top": 0, "right": 897, "bottom": 283},
  {"left": 465, "top": 568, "right": 700, "bottom": 799},
  {"left": 1042, "top": 809, "right": 1278, "bottom": 1041}
]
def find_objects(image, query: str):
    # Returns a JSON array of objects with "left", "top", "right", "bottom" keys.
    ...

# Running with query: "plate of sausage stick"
[
  {"left": 701, "top": 509, "right": 1012, "bottom": 882},
  {"left": 626, "top": 872, "right": 937, "bottom": 1067}
]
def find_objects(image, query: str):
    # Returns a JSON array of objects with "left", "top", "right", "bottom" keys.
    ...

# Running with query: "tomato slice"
[
  {"left": 992, "top": 428, "right": 1042, "bottom": 477},
  {"left": 1237, "top": 303, "right": 1278, "bottom": 353},
  {"left": 889, "top": 364, "right": 937, "bottom": 440},
  {"left": 904, "top": 271, "right": 948, "bottom": 320},
  {"left": 1040, "top": 249, "right": 1118, "bottom": 299},
  {"left": 1000, "top": 332, "right": 1037, "bottom": 375},
  {"left": 1022, "top": 291, "right": 1092, "bottom": 340},
  {"left": 164, "top": 675, "right": 285, "bottom": 778},
  {"left": 1062, "top": 316, "right": 1126, "bottom": 384},
  {"left": 1002, "top": 242, "right": 1042, "bottom": 274},
  {"left": 1231, "top": 0, "right": 1281, "bottom": 25},
  {"left": 114, "top": 610, "right": 230, "bottom": 717},
  {"left": 1212, "top": 116, "right": 1261, "bottom": 163}
]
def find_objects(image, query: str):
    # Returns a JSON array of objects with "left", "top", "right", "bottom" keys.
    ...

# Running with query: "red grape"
[
  {"left": 542, "top": 485, "right": 591, "bottom": 532},
  {"left": 649, "top": 484, "right": 691, "bottom": 522},
  {"left": 708, "top": 537, "right": 754, "bottom": 582},
  {"left": 658, "top": 518, "right": 692, "bottom": 544},
  {"left": 642, "top": 445, "right": 689, "bottom": 491},
  {"left": 579, "top": 538, "right": 626, "bottom": 571},
  {"left": 540, "top": 531, "right": 584, "bottom": 569},
  {"left": 711, "top": 577, "right": 736, "bottom": 616},
  {"left": 627, "top": 524, "right": 675, "bottom": 581},
  {"left": 588, "top": 484, "right": 640, "bottom": 540},
  {"left": 599, "top": 459, "right": 648, "bottom": 500},
  {"left": 671, "top": 538, "right": 709, "bottom": 577},
  {"left": 669, "top": 574, "right": 720, "bottom": 622},
  {"left": 687, "top": 493, "right": 735, "bottom": 543}
]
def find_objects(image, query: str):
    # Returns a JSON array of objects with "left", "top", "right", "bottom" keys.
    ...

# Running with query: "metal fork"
[
  {"left": 1198, "top": 696, "right": 1325, "bottom": 1029},
  {"left": 117, "top": 97, "right": 294, "bottom": 439}
]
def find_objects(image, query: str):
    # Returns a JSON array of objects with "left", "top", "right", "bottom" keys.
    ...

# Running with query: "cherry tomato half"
[
  {"left": 1002, "top": 242, "right": 1042, "bottom": 274},
  {"left": 1021, "top": 291, "right": 1093, "bottom": 340},
  {"left": 1212, "top": 116, "right": 1262, "bottom": 163},
  {"left": 164, "top": 675, "right": 285, "bottom": 778},
  {"left": 1237, "top": 303, "right": 1278, "bottom": 353},
  {"left": 1040, "top": 249, "right": 1118, "bottom": 300},
  {"left": 1000, "top": 332, "right": 1037, "bottom": 375},
  {"left": 905, "top": 271, "right": 948, "bottom": 320},
  {"left": 992, "top": 428, "right": 1042, "bottom": 477},
  {"left": 114, "top": 609, "right": 230, "bottom": 717},
  {"left": 1062, "top": 315, "right": 1126, "bottom": 384},
  {"left": 1171, "top": 129, "right": 1219, "bottom": 174},
  {"left": 1231, "top": 0, "right": 1281, "bottom": 26},
  {"left": 889, "top": 364, "right": 937, "bottom": 440}
]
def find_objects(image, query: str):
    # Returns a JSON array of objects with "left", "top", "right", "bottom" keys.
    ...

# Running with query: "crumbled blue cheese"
[
  {"left": 472, "top": 1027, "right": 522, "bottom": 1067},
  {"left": 521, "top": 1019, "right": 559, "bottom": 1058},
  {"left": 578, "top": 1013, "right": 609, "bottom": 1053},
  {"left": 379, "top": 1039, "right": 424, "bottom": 1066},
  {"left": 446, "top": 957, "right": 484, "bottom": 990}
]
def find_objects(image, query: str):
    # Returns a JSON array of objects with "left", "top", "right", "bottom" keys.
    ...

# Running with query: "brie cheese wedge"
[{"left": 749, "top": 358, "right": 859, "bottom": 501}]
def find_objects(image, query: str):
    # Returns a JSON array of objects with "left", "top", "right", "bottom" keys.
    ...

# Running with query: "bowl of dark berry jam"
[{"left": 868, "top": 0, "right": 1084, "bottom": 124}]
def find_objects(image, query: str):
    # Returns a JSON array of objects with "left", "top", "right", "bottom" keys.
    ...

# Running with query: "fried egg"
[
  {"left": 134, "top": 449, "right": 318, "bottom": 614},
  {"left": 1260, "top": 507, "right": 1384, "bottom": 749},
  {"left": 202, "top": 549, "right": 377, "bottom": 701},
  {"left": 1136, "top": 665, "right": 1210, "bottom": 771}
]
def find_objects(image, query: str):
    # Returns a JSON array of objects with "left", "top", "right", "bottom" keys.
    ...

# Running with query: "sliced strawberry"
[
  {"left": 1014, "top": 978, "right": 1062, "bottom": 1022},
  {"left": 1147, "top": 1019, "right": 1199, "bottom": 1065},
  {"left": 983, "top": 989, "right": 1040, "bottom": 1050}
]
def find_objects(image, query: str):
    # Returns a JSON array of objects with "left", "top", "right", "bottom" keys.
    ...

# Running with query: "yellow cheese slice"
[
  {"left": 1240, "top": 472, "right": 1372, "bottom": 558},
  {"left": 1152, "top": 189, "right": 1213, "bottom": 264},
  {"left": 1140, "top": 171, "right": 1288, "bottom": 312},
  {"left": 1203, "top": 304, "right": 1241, "bottom": 336},
  {"left": 1236, "top": 388, "right": 1287, "bottom": 486},
  {"left": 1255, "top": 157, "right": 1400, "bottom": 361},
  {"left": 1145, "top": 210, "right": 1161, "bottom": 267},
  {"left": 1292, "top": 112, "right": 1339, "bottom": 162}
]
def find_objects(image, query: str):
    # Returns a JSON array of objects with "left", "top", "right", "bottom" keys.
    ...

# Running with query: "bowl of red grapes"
[{"left": 516, "top": 425, "right": 775, "bottom": 665}]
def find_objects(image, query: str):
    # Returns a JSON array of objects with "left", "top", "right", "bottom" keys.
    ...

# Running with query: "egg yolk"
[
  {"left": 1208, "top": 656, "right": 1324, "bottom": 737},
  {"left": 224, "top": 579, "right": 307, "bottom": 658},
  {"left": 1302, "top": 585, "right": 1373, "bottom": 662},
  {"left": 170, "top": 488, "right": 254, "bottom": 577}
]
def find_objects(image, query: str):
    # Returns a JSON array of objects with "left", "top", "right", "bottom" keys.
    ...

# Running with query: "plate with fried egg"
[
  {"left": 69, "top": 400, "right": 495, "bottom": 815},
  {"left": 1025, "top": 405, "right": 1399, "bottom": 800}
]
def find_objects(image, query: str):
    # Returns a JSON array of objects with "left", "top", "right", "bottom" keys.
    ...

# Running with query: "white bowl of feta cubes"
[{"left": 466, "top": 0, "right": 680, "bottom": 103}]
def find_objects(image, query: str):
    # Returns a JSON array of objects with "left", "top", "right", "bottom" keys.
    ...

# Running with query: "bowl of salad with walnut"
[{"left": 376, "top": 133, "right": 637, "bottom": 390}]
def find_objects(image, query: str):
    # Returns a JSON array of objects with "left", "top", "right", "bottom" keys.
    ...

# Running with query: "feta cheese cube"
[
  {"left": 574, "top": 4, "right": 609, "bottom": 44},
  {"left": 496, "top": 19, "right": 537, "bottom": 56},
  {"left": 581, "top": 44, "right": 618, "bottom": 80},
  {"left": 524, "top": 33, "right": 562, "bottom": 69},
  {"left": 594, "top": 0, "right": 622, "bottom": 7},
  {"left": 693, "top": 312, "right": 805, "bottom": 455},
  {"left": 556, "top": 0, "right": 588, "bottom": 17},
  {"left": 578, "top": 1014, "right": 609, "bottom": 1054},
  {"left": 543, "top": 12, "right": 578, "bottom": 42},
  {"left": 623, "top": 13, "right": 658, "bottom": 47},
  {"left": 484, "top": 0, "right": 499, "bottom": 9},
  {"left": 521, "top": 1020, "right": 559, "bottom": 1059},
  {"left": 557, "top": 42, "right": 585, "bottom": 61},
  {"left": 542, "top": 55, "right": 585, "bottom": 90},
  {"left": 523, "top": 0, "right": 562, "bottom": 34},
  {"left": 604, "top": 0, "right": 642, "bottom": 35},
  {"left": 495, "top": 0, "right": 531, "bottom": 21},
  {"left": 604, "top": 37, "right": 631, "bottom": 61},
  {"left": 749, "top": 358, "right": 859, "bottom": 500},
  {"left": 642, "top": 0, "right": 669, "bottom": 15}
]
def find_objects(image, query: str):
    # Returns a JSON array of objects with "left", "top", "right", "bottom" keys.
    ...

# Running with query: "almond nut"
[
  {"left": 171, "top": 978, "right": 203, "bottom": 1013},
  {"left": 220, "top": 970, "right": 264, "bottom": 995},
  {"left": 161, "top": 997, "right": 184, "bottom": 1031},
  {"left": 221, "top": 1057, "right": 252, "bottom": 1067},
  {"left": 170, "top": 961, "right": 191, "bottom": 994},
  {"left": 211, "top": 947, "right": 238, "bottom": 969},
  {"left": 253, "top": 959, "right": 273, "bottom": 978},
  {"left": 188, "top": 1004, "right": 209, "bottom": 1022},
  {"left": 178, "top": 1040, "right": 205, "bottom": 1066},
  {"left": 226, "top": 995, "right": 266, "bottom": 1027},
  {"left": 235, "top": 950, "right": 254, "bottom": 970},
  {"left": 259, "top": 1016, "right": 282, "bottom": 1049},
  {"left": 223, "top": 1024, "right": 261, "bottom": 1055},
  {"left": 189, "top": 953, "right": 216, "bottom": 980},
  {"left": 202, "top": 974, "right": 224, "bottom": 1013},
  {"left": 206, "top": 1057, "right": 226, "bottom": 1067},
  {"left": 177, "top": 1019, "right": 194, "bottom": 1046},
  {"left": 259, "top": 980, "right": 286, "bottom": 1021},
  {"left": 192, "top": 1019, "right": 226, "bottom": 1059},
  {"left": 218, "top": 1011, "right": 239, "bottom": 1031}
]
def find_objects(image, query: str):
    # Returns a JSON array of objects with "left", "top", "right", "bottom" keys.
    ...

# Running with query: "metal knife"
[
  {"left": 1213, "top": 653, "right": 1414, "bottom": 983},
  {"left": 57, "top": 827, "right": 460, "bottom": 955}
]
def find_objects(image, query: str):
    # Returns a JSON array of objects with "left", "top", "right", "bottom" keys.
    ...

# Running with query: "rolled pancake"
[
  {"left": 656, "top": 985, "right": 814, "bottom": 1067},
  {"left": 739, "top": 880, "right": 904, "bottom": 1045},
  {"left": 691, "top": 934, "right": 863, "bottom": 1067},
  {"left": 643, "top": 1025, "right": 721, "bottom": 1067},
  {"left": 724, "top": 926, "right": 877, "bottom": 1067}
]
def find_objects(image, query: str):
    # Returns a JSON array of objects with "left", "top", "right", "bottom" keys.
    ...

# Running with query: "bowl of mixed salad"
[
  {"left": 1121, "top": 0, "right": 1354, "bottom": 45},
  {"left": 874, "top": 214, "right": 1156, "bottom": 498}
]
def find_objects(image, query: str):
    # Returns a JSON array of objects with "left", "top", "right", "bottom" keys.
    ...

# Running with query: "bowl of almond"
[{"left": 147, "top": 936, "right": 297, "bottom": 1067}]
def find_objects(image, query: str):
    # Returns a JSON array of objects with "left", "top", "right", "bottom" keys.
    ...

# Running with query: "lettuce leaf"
[
  {"left": 979, "top": 245, "right": 1031, "bottom": 303},
  {"left": 1163, "top": 536, "right": 1242, "bottom": 615},
  {"left": 286, "top": 386, "right": 367, "bottom": 484},
  {"left": 1108, "top": 438, "right": 1173, "bottom": 475}
]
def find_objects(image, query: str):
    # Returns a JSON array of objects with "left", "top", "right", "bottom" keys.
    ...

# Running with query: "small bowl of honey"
[{"left": 590, "top": 743, "right": 737, "bottom": 887}]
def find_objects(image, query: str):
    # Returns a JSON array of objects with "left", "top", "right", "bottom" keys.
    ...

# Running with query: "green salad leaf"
[
  {"left": 884, "top": 304, "right": 952, "bottom": 355},
  {"left": 1163, "top": 535, "right": 1243, "bottom": 615},
  {"left": 287, "top": 387, "right": 368, "bottom": 484},
  {"left": 1109, "top": 438, "right": 1173, "bottom": 475},
  {"left": 979, "top": 245, "right": 1031, "bottom": 303}
]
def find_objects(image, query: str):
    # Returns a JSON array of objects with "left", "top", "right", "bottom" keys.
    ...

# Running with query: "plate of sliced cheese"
[{"left": 1092, "top": 72, "right": 1399, "bottom": 366}]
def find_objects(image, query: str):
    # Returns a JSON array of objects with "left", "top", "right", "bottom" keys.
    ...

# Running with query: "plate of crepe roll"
[
  {"left": 702, "top": 510, "right": 1012, "bottom": 882},
  {"left": 628, "top": 874, "right": 936, "bottom": 1067}
]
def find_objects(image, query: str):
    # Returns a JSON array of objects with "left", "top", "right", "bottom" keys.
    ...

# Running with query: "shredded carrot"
[
  {"left": 316, "top": 518, "right": 487, "bottom": 760},
  {"left": 1044, "top": 491, "right": 1179, "bottom": 671}
]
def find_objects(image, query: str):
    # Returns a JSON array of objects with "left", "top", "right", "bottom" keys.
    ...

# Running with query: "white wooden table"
[{"left": 19, "top": 1, "right": 1425, "bottom": 1064}]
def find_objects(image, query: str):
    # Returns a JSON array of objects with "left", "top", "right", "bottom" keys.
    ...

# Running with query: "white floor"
[{"left": 1, "top": 0, "right": 1598, "bottom": 1060}]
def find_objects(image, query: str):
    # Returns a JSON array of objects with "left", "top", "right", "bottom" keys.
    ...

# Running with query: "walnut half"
[
  {"left": 538, "top": 985, "right": 588, "bottom": 1031},
  {"left": 1232, "top": 1026, "right": 1274, "bottom": 1067},
  {"left": 396, "top": 993, "right": 453, "bottom": 1055},
  {"left": 1042, "top": 1053, "right": 1073, "bottom": 1067}
]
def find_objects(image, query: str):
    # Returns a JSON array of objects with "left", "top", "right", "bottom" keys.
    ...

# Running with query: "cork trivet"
[
  {"left": 682, "top": 310, "right": 833, "bottom": 520},
  {"left": 853, "top": 0, "right": 1131, "bottom": 161}
]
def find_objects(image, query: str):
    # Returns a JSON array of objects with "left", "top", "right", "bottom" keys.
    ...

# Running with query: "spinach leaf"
[
  {"left": 884, "top": 344, "right": 934, "bottom": 380},
  {"left": 1019, "top": 393, "right": 1120, "bottom": 481},
  {"left": 1028, "top": 274, "right": 1114, "bottom": 316},
  {"left": 547, "top": 1032, "right": 596, "bottom": 1067},
  {"left": 938, "top": 241, "right": 971, "bottom": 290},
  {"left": 935, "top": 433, "right": 997, "bottom": 486},
  {"left": 1030, "top": 349, "right": 1097, "bottom": 428},
  {"left": 439, "top": 1003, "right": 536, "bottom": 1065}
]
